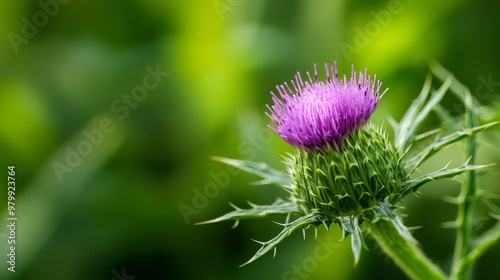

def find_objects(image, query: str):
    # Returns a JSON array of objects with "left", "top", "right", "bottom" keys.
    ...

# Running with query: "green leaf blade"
[
  {"left": 196, "top": 198, "right": 301, "bottom": 225},
  {"left": 212, "top": 157, "right": 294, "bottom": 188},
  {"left": 240, "top": 212, "right": 320, "bottom": 266},
  {"left": 407, "top": 122, "right": 498, "bottom": 171},
  {"left": 400, "top": 162, "right": 492, "bottom": 196}
]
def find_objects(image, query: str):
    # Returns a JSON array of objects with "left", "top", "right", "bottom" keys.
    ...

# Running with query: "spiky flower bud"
[{"left": 290, "top": 125, "right": 407, "bottom": 218}]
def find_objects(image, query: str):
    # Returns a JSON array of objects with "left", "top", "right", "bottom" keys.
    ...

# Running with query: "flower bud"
[{"left": 289, "top": 124, "right": 407, "bottom": 218}]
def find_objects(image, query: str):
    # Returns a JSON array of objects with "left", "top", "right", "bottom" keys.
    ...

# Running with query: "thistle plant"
[{"left": 198, "top": 62, "right": 499, "bottom": 279}]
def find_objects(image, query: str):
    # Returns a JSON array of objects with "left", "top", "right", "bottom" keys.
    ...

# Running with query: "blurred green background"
[{"left": 0, "top": 0, "right": 499, "bottom": 279}]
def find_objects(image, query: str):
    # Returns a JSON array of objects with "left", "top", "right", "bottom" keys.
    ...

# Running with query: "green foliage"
[
  {"left": 196, "top": 198, "right": 300, "bottom": 226},
  {"left": 201, "top": 66, "right": 499, "bottom": 279},
  {"left": 211, "top": 157, "right": 294, "bottom": 188}
]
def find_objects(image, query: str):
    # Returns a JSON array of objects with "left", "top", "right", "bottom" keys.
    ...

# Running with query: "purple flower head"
[{"left": 267, "top": 62, "right": 386, "bottom": 149}]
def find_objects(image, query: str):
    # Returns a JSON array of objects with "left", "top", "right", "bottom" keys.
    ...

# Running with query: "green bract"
[{"left": 290, "top": 124, "right": 406, "bottom": 218}]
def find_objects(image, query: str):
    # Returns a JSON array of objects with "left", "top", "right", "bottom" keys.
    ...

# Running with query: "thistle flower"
[
  {"left": 199, "top": 62, "right": 496, "bottom": 277},
  {"left": 267, "top": 62, "right": 385, "bottom": 149},
  {"left": 267, "top": 63, "right": 405, "bottom": 219}
]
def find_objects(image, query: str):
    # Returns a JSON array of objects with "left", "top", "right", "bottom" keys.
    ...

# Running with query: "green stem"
[
  {"left": 450, "top": 90, "right": 477, "bottom": 280},
  {"left": 366, "top": 219, "right": 447, "bottom": 280},
  {"left": 461, "top": 221, "right": 500, "bottom": 269}
]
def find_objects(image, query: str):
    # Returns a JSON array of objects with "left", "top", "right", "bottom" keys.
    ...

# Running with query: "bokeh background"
[{"left": 0, "top": 0, "right": 499, "bottom": 279}]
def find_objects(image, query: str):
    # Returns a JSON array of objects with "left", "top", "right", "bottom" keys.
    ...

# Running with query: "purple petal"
[{"left": 267, "top": 62, "right": 386, "bottom": 149}]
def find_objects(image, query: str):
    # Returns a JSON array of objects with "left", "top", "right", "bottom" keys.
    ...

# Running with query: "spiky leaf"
[
  {"left": 396, "top": 75, "right": 452, "bottom": 154},
  {"left": 400, "top": 162, "right": 491, "bottom": 196},
  {"left": 240, "top": 212, "right": 321, "bottom": 266},
  {"left": 406, "top": 122, "right": 498, "bottom": 171},
  {"left": 212, "top": 157, "right": 293, "bottom": 188},
  {"left": 196, "top": 198, "right": 301, "bottom": 225}
]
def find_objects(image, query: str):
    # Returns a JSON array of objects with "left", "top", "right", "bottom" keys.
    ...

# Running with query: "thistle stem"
[
  {"left": 366, "top": 219, "right": 447, "bottom": 280},
  {"left": 450, "top": 90, "right": 477, "bottom": 280}
]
